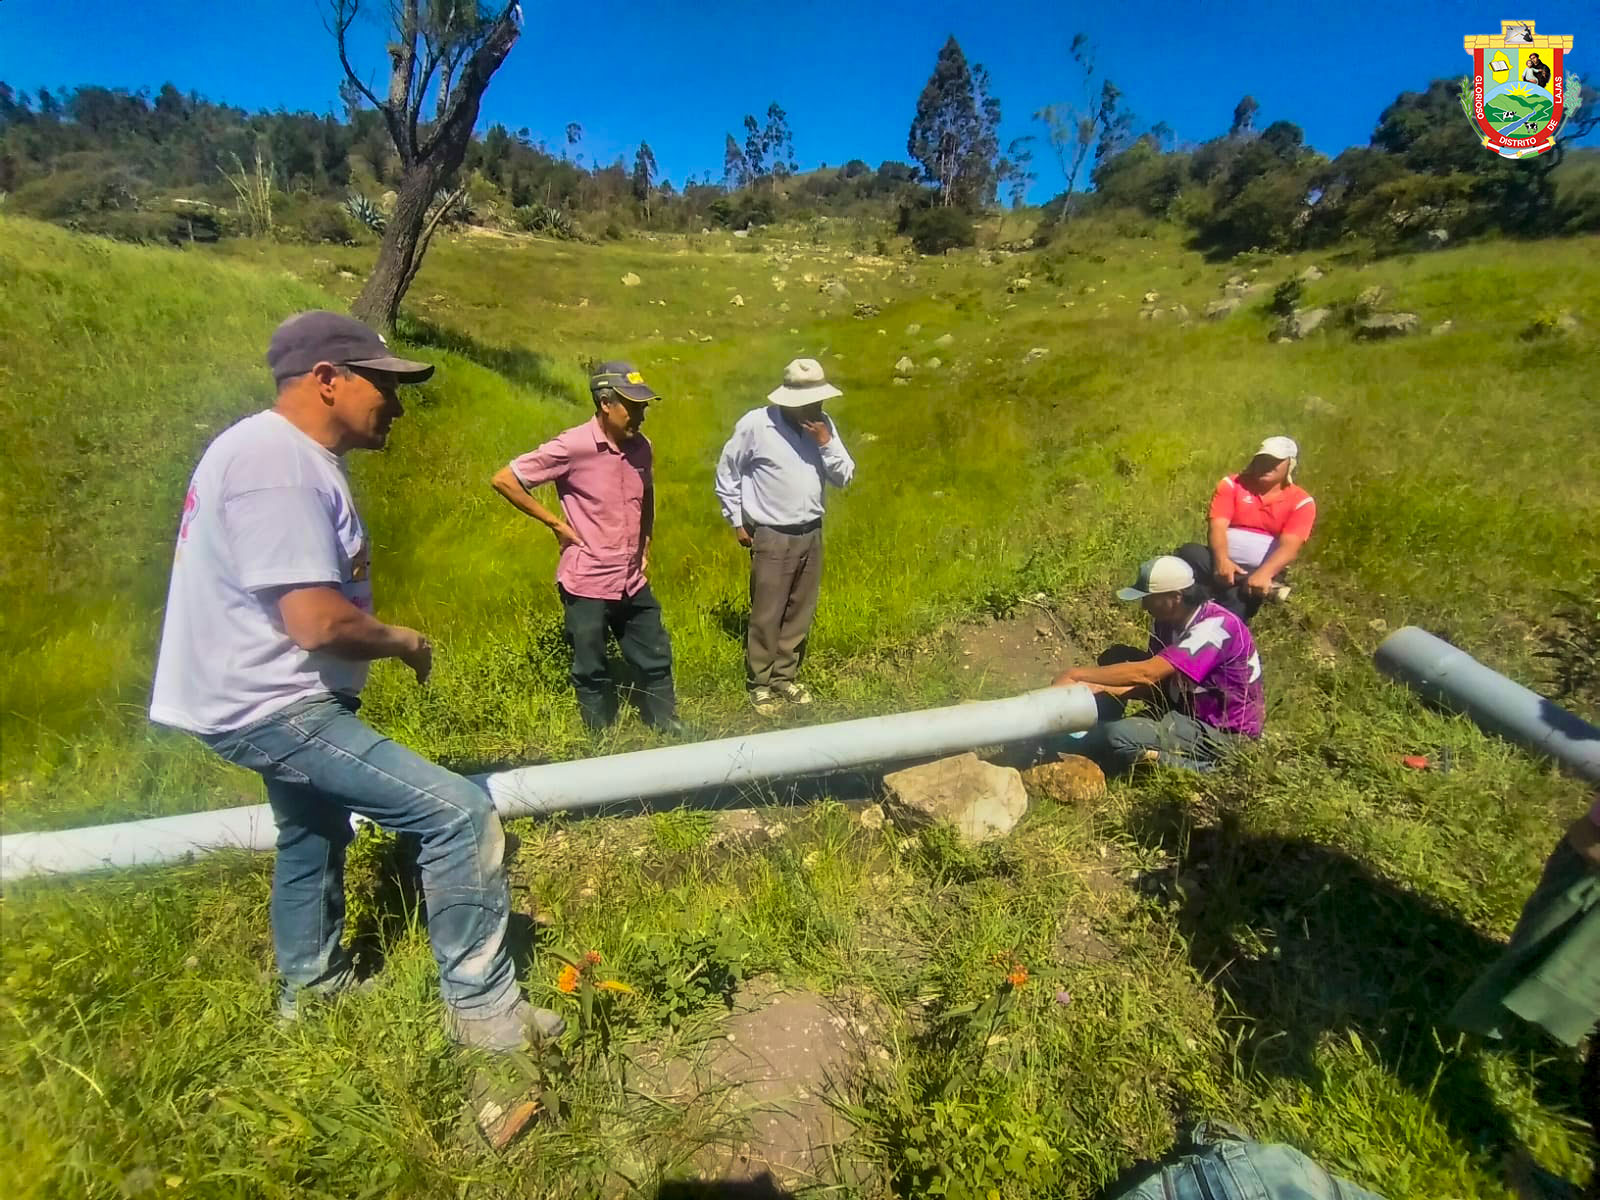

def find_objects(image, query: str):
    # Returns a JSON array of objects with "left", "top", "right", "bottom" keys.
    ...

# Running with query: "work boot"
[{"left": 446, "top": 1000, "right": 567, "bottom": 1052}]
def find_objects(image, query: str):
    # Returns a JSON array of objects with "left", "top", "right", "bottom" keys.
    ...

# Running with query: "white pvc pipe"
[
  {"left": 1375, "top": 625, "right": 1600, "bottom": 781},
  {"left": 1, "top": 687, "right": 1097, "bottom": 882}
]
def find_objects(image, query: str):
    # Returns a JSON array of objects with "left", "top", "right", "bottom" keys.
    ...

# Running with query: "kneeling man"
[{"left": 1053, "top": 555, "right": 1264, "bottom": 771}]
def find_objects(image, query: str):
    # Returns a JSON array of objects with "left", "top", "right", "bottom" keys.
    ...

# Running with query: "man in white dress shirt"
[{"left": 714, "top": 359, "right": 855, "bottom": 715}]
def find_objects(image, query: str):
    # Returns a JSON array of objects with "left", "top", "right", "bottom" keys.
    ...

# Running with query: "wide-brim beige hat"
[{"left": 767, "top": 357, "right": 842, "bottom": 408}]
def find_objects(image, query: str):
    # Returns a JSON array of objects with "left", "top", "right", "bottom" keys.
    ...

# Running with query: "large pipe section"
[
  {"left": 1375, "top": 625, "right": 1600, "bottom": 782},
  {"left": 1, "top": 686, "right": 1098, "bottom": 883}
]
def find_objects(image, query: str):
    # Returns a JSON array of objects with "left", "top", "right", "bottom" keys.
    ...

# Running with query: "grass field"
[{"left": 2, "top": 211, "right": 1599, "bottom": 1198}]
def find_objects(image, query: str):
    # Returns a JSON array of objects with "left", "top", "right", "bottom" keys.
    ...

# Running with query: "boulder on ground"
[
  {"left": 1298, "top": 266, "right": 1324, "bottom": 283},
  {"left": 1007, "top": 277, "right": 1031, "bottom": 293},
  {"left": 1020, "top": 755, "right": 1107, "bottom": 805},
  {"left": 882, "top": 753, "right": 1028, "bottom": 845},
  {"left": 905, "top": 322, "right": 921, "bottom": 335},
  {"left": 621, "top": 272, "right": 642, "bottom": 287},
  {"left": 1355, "top": 312, "right": 1420, "bottom": 340},
  {"left": 893, "top": 356, "right": 915, "bottom": 375},
  {"left": 1204, "top": 298, "right": 1240, "bottom": 320},
  {"left": 1276, "top": 306, "right": 1331, "bottom": 340},
  {"left": 934, "top": 332, "right": 954, "bottom": 347},
  {"left": 1024, "top": 346, "right": 1049, "bottom": 363}
]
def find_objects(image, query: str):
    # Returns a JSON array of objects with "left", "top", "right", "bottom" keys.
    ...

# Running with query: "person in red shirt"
[{"left": 1175, "top": 436, "right": 1316, "bottom": 623}]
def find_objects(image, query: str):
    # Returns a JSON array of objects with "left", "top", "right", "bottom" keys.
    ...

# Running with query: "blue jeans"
[
  {"left": 202, "top": 693, "right": 519, "bottom": 1018},
  {"left": 1111, "top": 1125, "right": 1387, "bottom": 1200},
  {"left": 1073, "top": 708, "right": 1238, "bottom": 773}
]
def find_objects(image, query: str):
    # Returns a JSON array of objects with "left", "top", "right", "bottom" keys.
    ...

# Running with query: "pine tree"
[
  {"left": 722, "top": 133, "right": 750, "bottom": 188},
  {"left": 632, "top": 140, "right": 656, "bottom": 219},
  {"left": 907, "top": 36, "right": 1001, "bottom": 209}
]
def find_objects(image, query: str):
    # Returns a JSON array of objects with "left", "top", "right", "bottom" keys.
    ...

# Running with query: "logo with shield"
[{"left": 1460, "top": 20, "right": 1579, "bottom": 159}]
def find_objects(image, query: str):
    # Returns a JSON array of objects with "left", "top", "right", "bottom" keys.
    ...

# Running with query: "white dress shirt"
[{"left": 714, "top": 406, "right": 855, "bottom": 529}]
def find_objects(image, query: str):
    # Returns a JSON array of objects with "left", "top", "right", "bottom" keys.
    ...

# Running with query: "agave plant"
[{"left": 343, "top": 192, "right": 386, "bottom": 234}]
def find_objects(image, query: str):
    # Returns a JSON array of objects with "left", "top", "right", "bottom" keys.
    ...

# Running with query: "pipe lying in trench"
[
  {"left": 0, "top": 685, "right": 1100, "bottom": 883},
  {"left": 1375, "top": 625, "right": 1600, "bottom": 782}
]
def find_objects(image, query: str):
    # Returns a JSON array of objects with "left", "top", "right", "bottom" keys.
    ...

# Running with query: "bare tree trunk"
[
  {"left": 352, "top": 162, "right": 439, "bottom": 328},
  {"left": 331, "top": 0, "right": 521, "bottom": 331}
]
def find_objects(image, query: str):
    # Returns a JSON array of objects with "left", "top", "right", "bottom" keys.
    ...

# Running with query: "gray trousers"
[{"left": 746, "top": 524, "right": 823, "bottom": 689}]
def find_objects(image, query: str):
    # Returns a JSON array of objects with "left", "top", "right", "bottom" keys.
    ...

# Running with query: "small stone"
[
  {"left": 1143, "top": 291, "right": 1160, "bottom": 303},
  {"left": 730, "top": 294, "right": 744, "bottom": 306},
  {"left": 1298, "top": 265, "right": 1324, "bottom": 282},
  {"left": 925, "top": 357, "right": 942, "bottom": 369},
  {"left": 577, "top": 297, "right": 589, "bottom": 308},
  {"left": 891, "top": 377, "right": 909, "bottom": 386},
  {"left": 1204, "top": 298, "right": 1241, "bottom": 320},
  {"left": 1430, "top": 319, "right": 1454, "bottom": 336},
  {"left": 621, "top": 272, "right": 641, "bottom": 287},
  {"left": 894, "top": 356, "right": 915, "bottom": 375},
  {"left": 905, "top": 322, "right": 922, "bottom": 335},
  {"left": 698, "top": 335, "right": 713, "bottom": 343},
  {"left": 1007, "top": 277, "right": 1031, "bottom": 293},
  {"left": 1023, "top": 347, "right": 1049, "bottom": 363},
  {"left": 1020, "top": 755, "right": 1107, "bottom": 805},
  {"left": 859, "top": 804, "right": 886, "bottom": 830}
]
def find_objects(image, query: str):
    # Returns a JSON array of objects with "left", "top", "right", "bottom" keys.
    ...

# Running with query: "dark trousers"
[
  {"left": 1174, "top": 542, "right": 1263, "bottom": 624},
  {"left": 746, "top": 524, "right": 824, "bottom": 690},
  {"left": 559, "top": 582, "right": 677, "bottom": 729}
]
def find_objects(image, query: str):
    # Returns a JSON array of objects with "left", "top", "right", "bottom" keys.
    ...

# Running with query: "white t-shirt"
[{"left": 150, "top": 411, "right": 374, "bottom": 735}]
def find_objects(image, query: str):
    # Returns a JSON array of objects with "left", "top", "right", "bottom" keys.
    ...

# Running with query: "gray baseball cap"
[
  {"left": 266, "top": 311, "right": 435, "bottom": 383},
  {"left": 589, "top": 360, "right": 659, "bottom": 403}
]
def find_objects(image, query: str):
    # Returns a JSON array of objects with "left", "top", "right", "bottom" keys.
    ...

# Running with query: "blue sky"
[{"left": 2, "top": 0, "right": 1597, "bottom": 201}]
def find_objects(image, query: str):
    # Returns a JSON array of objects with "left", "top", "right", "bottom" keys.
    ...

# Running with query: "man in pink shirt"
[{"left": 491, "top": 361, "right": 681, "bottom": 734}]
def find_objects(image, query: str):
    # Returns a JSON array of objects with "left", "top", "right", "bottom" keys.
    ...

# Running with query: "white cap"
[
  {"left": 1117, "top": 555, "right": 1197, "bottom": 602},
  {"left": 1257, "top": 435, "right": 1299, "bottom": 461},
  {"left": 768, "top": 358, "right": 843, "bottom": 408}
]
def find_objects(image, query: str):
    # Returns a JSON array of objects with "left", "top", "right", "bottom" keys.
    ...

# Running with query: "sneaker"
[
  {"left": 771, "top": 681, "right": 813, "bottom": 705},
  {"left": 749, "top": 686, "right": 781, "bottom": 717},
  {"left": 446, "top": 999, "right": 567, "bottom": 1052}
]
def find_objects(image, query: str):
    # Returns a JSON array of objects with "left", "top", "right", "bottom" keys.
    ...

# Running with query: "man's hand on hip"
[{"left": 553, "top": 522, "right": 586, "bottom": 551}]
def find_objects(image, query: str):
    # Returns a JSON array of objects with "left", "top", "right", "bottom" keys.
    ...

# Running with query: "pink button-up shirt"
[{"left": 509, "top": 418, "right": 653, "bottom": 600}]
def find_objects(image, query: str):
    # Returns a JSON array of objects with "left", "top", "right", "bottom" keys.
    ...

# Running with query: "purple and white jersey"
[{"left": 1149, "top": 601, "right": 1265, "bottom": 737}]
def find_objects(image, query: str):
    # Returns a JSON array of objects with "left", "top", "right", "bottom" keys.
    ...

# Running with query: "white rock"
[
  {"left": 882, "top": 753, "right": 1029, "bottom": 845},
  {"left": 621, "top": 272, "right": 641, "bottom": 287}
]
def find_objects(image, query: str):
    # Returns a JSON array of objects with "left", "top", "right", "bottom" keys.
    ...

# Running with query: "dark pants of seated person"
[
  {"left": 1071, "top": 643, "right": 1239, "bottom": 773},
  {"left": 1173, "top": 542, "right": 1263, "bottom": 624}
]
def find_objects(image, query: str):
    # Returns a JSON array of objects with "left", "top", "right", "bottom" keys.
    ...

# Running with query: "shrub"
[
  {"left": 343, "top": 192, "right": 386, "bottom": 234},
  {"left": 278, "top": 194, "right": 357, "bottom": 244},
  {"left": 11, "top": 164, "right": 144, "bottom": 220},
  {"left": 513, "top": 202, "right": 578, "bottom": 240},
  {"left": 907, "top": 206, "right": 975, "bottom": 255}
]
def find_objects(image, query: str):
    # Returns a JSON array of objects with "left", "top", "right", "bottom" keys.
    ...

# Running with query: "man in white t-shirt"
[{"left": 151, "top": 311, "right": 561, "bottom": 1052}]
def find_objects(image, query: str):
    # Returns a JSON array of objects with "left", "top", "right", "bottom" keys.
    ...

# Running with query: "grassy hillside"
[{"left": 2, "top": 214, "right": 1599, "bottom": 1198}]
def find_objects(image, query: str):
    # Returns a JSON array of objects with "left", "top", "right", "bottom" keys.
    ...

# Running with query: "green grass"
[{"left": 2, "top": 212, "right": 1599, "bottom": 1197}]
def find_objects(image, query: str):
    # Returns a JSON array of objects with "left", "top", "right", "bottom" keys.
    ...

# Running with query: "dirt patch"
[
  {"left": 638, "top": 990, "right": 867, "bottom": 1189},
  {"left": 955, "top": 607, "right": 1084, "bottom": 694}
]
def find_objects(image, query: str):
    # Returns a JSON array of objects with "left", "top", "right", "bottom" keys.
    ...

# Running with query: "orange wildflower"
[
  {"left": 557, "top": 964, "right": 581, "bottom": 994},
  {"left": 584, "top": 949, "right": 603, "bottom": 967},
  {"left": 1006, "top": 964, "right": 1029, "bottom": 988}
]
